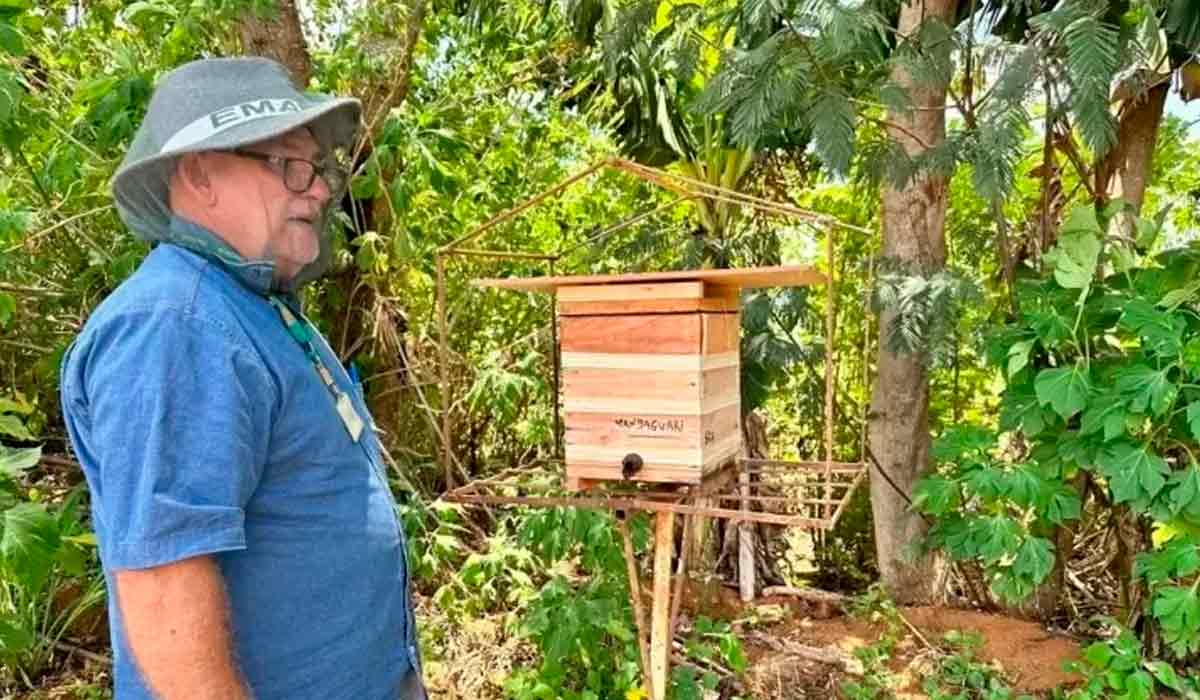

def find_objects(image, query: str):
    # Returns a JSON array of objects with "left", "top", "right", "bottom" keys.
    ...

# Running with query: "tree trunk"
[
  {"left": 1098, "top": 80, "right": 1169, "bottom": 233},
  {"left": 1097, "top": 79, "right": 1168, "bottom": 628},
  {"left": 239, "top": 0, "right": 312, "bottom": 86},
  {"left": 868, "top": 0, "right": 957, "bottom": 606},
  {"left": 324, "top": 0, "right": 428, "bottom": 460}
]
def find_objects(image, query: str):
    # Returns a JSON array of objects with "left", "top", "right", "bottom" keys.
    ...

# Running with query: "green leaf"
[
  {"left": 0, "top": 292, "right": 13, "bottom": 327},
  {"left": 1012, "top": 537, "right": 1054, "bottom": 583},
  {"left": 1135, "top": 539, "right": 1200, "bottom": 585},
  {"left": 0, "top": 21, "right": 21, "bottom": 57},
  {"left": 1061, "top": 204, "right": 1104, "bottom": 237},
  {"left": 1145, "top": 660, "right": 1182, "bottom": 691},
  {"left": 974, "top": 515, "right": 1022, "bottom": 564},
  {"left": 1000, "top": 384, "right": 1051, "bottom": 436},
  {"left": 1124, "top": 670, "right": 1154, "bottom": 700},
  {"left": 0, "top": 413, "right": 32, "bottom": 441},
  {"left": 1045, "top": 230, "right": 1101, "bottom": 291},
  {"left": 0, "top": 445, "right": 38, "bottom": 476},
  {"left": 932, "top": 425, "right": 993, "bottom": 462},
  {"left": 912, "top": 475, "right": 960, "bottom": 516},
  {"left": 1096, "top": 442, "right": 1170, "bottom": 505},
  {"left": 1083, "top": 641, "right": 1113, "bottom": 670},
  {"left": 1062, "top": 16, "right": 1120, "bottom": 154},
  {"left": 1119, "top": 299, "right": 1185, "bottom": 357},
  {"left": 1115, "top": 365, "right": 1177, "bottom": 417},
  {"left": 1189, "top": 404, "right": 1200, "bottom": 443},
  {"left": 1035, "top": 362, "right": 1091, "bottom": 419},
  {"left": 809, "top": 89, "right": 855, "bottom": 175},
  {"left": 1152, "top": 585, "right": 1200, "bottom": 657},
  {"left": 1169, "top": 467, "right": 1200, "bottom": 520},
  {"left": 0, "top": 617, "right": 33, "bottom": 657},
  {"left": 1007, "top": 339, "right": 1034, "bottom": 378},
  {"left": 1041, "top": 486, "right": 1082, "bottom": 525},
  {"left": 1081, "top": 393, "right": 1128, "bottom": 441},
  {"left": 0, "top": 502, "right": 60, "bottom": 595},
  {"left": 0, "top": 67, "right": 22, "bottom": 125}
]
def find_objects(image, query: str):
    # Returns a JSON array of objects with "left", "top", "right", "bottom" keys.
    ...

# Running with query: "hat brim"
[{"left": 112, "top": 96, "right": 361, "bottom": 245}]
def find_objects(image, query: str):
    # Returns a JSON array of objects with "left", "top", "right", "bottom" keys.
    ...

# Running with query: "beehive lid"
[{"left": 475, "top": 265, "right": 825, "bottom": 292}]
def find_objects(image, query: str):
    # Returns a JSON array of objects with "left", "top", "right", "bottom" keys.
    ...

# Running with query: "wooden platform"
[{"left": 444, "top": 458, "right": 869, "bottom": 529}]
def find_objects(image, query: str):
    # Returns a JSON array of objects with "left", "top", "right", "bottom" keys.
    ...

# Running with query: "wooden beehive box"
[{"left": 477, "top": 266, "right": 824, "bottom": 490}]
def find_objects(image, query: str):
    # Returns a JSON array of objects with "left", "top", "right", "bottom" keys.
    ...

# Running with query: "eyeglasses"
[{"left": 230, "top": 150, "right": 347, "bottom": 195}]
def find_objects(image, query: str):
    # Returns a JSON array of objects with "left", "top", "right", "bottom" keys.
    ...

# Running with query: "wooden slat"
[
  {"left": 476, "top": 264, "right": 827, "bottom": 292},
  {"left": 701, "top": 365, "right": 739, "bottom": 403},
  {"left": 563, "top": 392, "right": 738, "bottom": 415},
  {"left": 563, "top": 367, "right": 700, "bottom": 403},
  {"left": 561, "top": 351, "right": 737, "bottom": 371},
  {"left": 561, "top": 314, "right": 700, "bottom": 354},
  {"left": 567, "top": 444, "right": 703, "bottom": 466},
  {"left": 702, "top": 313, "right": 740, "bottom": 354},
  {"left": 558, "top": 297, "right": 736, "bottom": 315},
  {"left": 557, "top": 281, "right": 703, "bottom": 303},
  {"left": 700, "top": 403, "right": 741, "bottom": 450},
  {"left": 568, "top": 461, "right": 703, "bottom": 484},
  {"left": 566, "top": 412, "right": 699, "bottom": 451}
]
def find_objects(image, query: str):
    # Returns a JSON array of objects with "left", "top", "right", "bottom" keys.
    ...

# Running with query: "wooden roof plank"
[{"left": 474, "top": 265, "right": 826, "bottom": 292}]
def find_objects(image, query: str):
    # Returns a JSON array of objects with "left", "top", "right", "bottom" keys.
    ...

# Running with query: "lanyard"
[{"left": 267, "top": 296, "right": 365, "bottom": 442}]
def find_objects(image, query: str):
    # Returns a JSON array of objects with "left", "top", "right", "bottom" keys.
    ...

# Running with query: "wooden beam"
[
  {"left": 475, "top": 264, "right": 827, "bottom": 292},
  {"left": 651, "top": 510, "right": 675, "bottom": 700},
  {"left": 557, "top": 281, "right": 704, "bottom": 303}
]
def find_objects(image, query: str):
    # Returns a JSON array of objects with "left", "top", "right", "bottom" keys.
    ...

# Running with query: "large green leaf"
[
  {"left": 1012, "top": 536, "right": 1054, "bottom": 583},
  {"left": 973, "top": 515, "right": 1022, "bottom": 564},
  {"left": 0, "top": 445, "right": 38, "bottom": 476},
  {"left": 1006, "top": 339, "right": 1033, "bottom": 378},
  {"left": 0, "top": 413, "right": 32, "bottom": 441},
  {"left": 1119, "top": 299, "right": 1185, "bottom": 358},
  {"left": 1034, "top": 362, "right": 1091, "bottom": 419},
  {"left": 0, "top": 617, "right": 32, "bottom": 658},
  {"left": 1097, "top": 442, "right": 1170, "bottom": 505},
  {"left": 1169, "top": 467, "right": 1200, "bottom": 521},
  {"left": 912, "top": 476, "right": 961, "bottom": 516},
  {"left": 1115, "top": 364, "right": 1177, "bottom": 417},
  {"left": 0, "top": 502, "right": 60, "bottom": 595},
  {"left": 1152, "top": 585, "right": 1200, "bottom": 657},
  {"left": 1045, "top": 230, "right": 1100, "bottom": 291},
  {"left": 1081, "top": 392, "right": 1128, "bottom": 441}
]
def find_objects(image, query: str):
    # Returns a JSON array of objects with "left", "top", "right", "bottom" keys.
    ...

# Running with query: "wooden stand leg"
[
  {"left": 651, "top": 510, "right": 675, "bottom": 700},
  {"left": 618, "top": 517, "right": 654, "bottom": 700},
  {"left": 738, "top": 467, "right": 756, "bottom": 602}
]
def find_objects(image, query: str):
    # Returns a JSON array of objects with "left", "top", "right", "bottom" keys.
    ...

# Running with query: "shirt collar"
[{"left": 166, "top": 216, "right": 279, "bottom": 297}]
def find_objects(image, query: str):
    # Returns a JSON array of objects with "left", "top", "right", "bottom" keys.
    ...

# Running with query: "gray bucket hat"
[{"left": 112, "top": 56, "right": 361, "bottom": 287}]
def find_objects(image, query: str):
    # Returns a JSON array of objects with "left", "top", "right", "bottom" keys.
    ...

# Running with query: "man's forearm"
[{"left": 115, "top": 555, "right": 251, "bottom": 700}]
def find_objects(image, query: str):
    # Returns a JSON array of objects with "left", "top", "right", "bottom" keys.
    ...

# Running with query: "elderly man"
[{"left": 59, "top": 57, "right": 424, "bottom": 699}]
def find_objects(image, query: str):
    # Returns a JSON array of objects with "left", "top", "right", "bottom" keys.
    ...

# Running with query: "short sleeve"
[{"left": 80, "top": 306, "right": 275, "bottom": 570}]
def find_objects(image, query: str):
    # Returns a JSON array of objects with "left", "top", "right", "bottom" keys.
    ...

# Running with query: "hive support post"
[
  {"left": 738, "top": 463, "right": 755, "bottom": 602},
  {"left": 618, "top": 517, "right": 655, "bottom": 700},
  {"left": 651, "top": 510, "right": 675, "bottom": 700}
]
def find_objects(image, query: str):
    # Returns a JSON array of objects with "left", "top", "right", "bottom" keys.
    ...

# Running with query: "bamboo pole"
[
  {"left": 739, "top": 460, "right": 755, "bottom": 601},
  {"left": 549, "top": 260, "right": 562, "bottom": 459},
  {"left": 436, "top": 253, "right": 453, "bottom": 489},
  {"left": 651, "top": 510, "right": 675, "bottom": 700},
  {"left": 618, "top": 517, "right": 654, "bottom": 700},
  {"left": 824, "top": 227, "right": 836, "bottom": 523}
]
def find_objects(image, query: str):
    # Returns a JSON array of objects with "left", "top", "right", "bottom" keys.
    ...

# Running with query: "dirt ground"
[{"left": 677, "top": 581, "right": 1082, "bottom": 699}]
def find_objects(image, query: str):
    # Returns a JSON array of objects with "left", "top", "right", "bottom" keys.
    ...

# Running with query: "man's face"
[{"left": 211, "top": 127, "right": 334, "bottom": 282}]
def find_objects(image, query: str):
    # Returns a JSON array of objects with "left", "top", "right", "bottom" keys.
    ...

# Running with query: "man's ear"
[{"left": 174, "top": 152, "right": 216, "bottom": 205}]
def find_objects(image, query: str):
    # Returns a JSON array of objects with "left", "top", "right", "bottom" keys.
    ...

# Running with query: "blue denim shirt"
[{"left": 60, "top": 217, "right": 420, "bottom": 699}]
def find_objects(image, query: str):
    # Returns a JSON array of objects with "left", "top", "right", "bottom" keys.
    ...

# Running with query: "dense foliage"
[{"left": 6, "top": 0, "right": 1200, "bottom": 697}]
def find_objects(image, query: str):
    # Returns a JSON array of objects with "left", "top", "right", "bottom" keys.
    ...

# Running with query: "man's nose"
[{"left": 307, "top": 173, "right": 332, "bottom": 204}]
